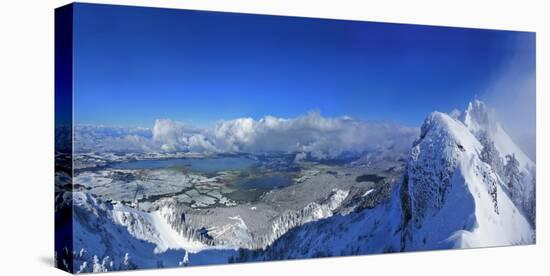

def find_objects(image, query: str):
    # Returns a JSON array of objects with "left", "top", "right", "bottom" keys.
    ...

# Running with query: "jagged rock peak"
[{"left": 460, "top": 99, "right": 494, "bottom": 134}]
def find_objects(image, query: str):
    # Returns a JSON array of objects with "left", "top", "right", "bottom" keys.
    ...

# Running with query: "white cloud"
[
  {"left": 152, "top": 119, "right": 189, "bottom": 152},
  {"left": 188, "top": 134, "right": 217, "bottom": 153},
  {"left": 75, "top": 112, "right": 418, "bottom": 158},
  {"left": 207, "top": 111, "right": 418, "bottom": 157},
  {"left": 74, "top": 125, "right": 153, "bottom": 152}
]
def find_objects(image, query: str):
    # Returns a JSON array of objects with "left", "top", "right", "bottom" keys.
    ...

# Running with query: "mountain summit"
[{"left": 460, "top": 99, "right": 493, "bottom": 134}]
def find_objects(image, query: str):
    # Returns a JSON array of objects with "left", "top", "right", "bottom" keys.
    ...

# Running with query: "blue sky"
[{"left": 73, "top": 3, "right": 535, "bottom": 128}]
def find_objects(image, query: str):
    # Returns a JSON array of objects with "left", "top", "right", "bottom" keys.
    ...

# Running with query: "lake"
[
  {"left": 226, "top": 174, "right": 294, "bottom": 202},
  {"left": 237, "top": 174, "right": 293, "bottom": 189}
]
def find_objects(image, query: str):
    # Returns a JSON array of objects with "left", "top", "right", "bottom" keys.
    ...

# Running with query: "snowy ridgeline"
[
  {"left": 402, "top": 107, "right": 534, "bottom": 250},
  {"left": 56, "top": 100, "right": 536, "bottom": 273}
]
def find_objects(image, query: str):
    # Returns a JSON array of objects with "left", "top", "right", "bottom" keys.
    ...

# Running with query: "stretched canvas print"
[{"left": 55, "top": 2, "right": 537, "bottom": 273}]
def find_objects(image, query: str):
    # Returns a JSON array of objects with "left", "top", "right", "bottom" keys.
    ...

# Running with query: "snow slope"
[
  {"left": 71, "top": 192, "right": 187, "bottom": 272},
  {"left": 111, "top": 203, "right": 208, "bottom": 254},
  {"left": 69, "top": 192, "right": 239, "bottom": 272},
  {"left": 236, "top": 185, "right": 403, "bottom": 261}
]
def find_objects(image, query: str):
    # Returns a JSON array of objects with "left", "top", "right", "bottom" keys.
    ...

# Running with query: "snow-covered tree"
[
  {"left": 179, "top": 251, "right": 190, "bottom": 267},
  {"left": 120, "top": 253, "right": 137, "bottom": 271},
  {"left": 92, "top": 255, "right": 102, "bottom": 273},
  {"left": 504, "top": 154, "right": 523, "bottom": 208},
  {"left": 55, "top": 247, "right": 73, "bottom": 272},
  {"left": 91, "top": 255, "right": 113, "bottom": 273},
  {"left": 77, "top": 261, "right": 88, "bottom": 274},
  {"left": 102, "top": 256, "right": 114, "bottom": 272},
  {"left": 478, "top": 131, "right": 503, "bottom": 177},
  {"left": 78, "top": 248, "right": 86, "bottom": 260},
  {"left": 525, "top": 169, "right": 536, "bottom": 228}
]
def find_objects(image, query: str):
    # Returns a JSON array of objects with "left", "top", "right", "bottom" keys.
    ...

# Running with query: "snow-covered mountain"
[
  {"left": 56, "top": 100, "right": 535, "bottom": 272},
  {"left": 401, "top": 109, "right": 534, "bottom": 250},
  {"left": 240, "top": 100, "right": 535, "bottom": 260}
]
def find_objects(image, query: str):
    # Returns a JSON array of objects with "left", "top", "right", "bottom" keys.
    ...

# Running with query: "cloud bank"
[{"left": 75, "top": 112, "right": 419, "bottom": 159}]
